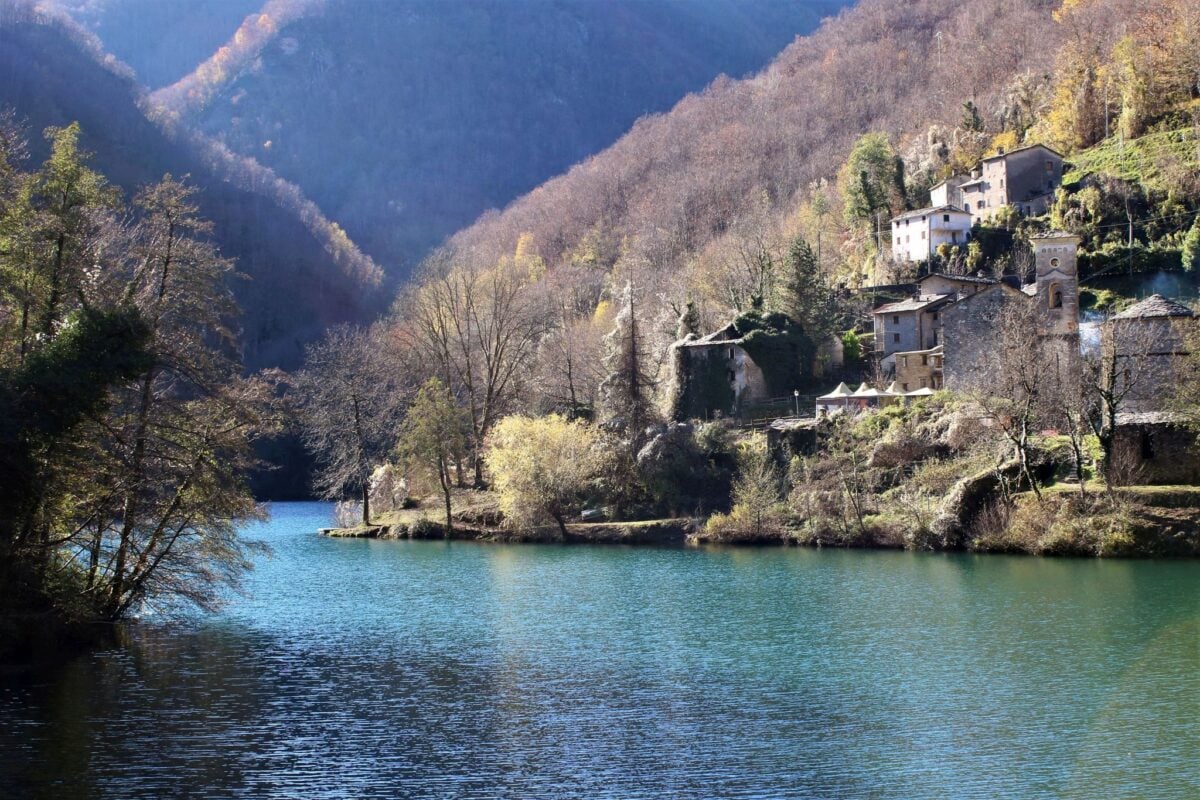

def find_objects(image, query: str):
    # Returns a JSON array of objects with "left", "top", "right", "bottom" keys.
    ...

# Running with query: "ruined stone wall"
[{"left": 668, "top": 341, "right": 769, "bottom": 421}]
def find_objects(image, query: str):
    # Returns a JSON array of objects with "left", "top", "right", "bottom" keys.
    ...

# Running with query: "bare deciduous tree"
[
  {"left": 401, "top": 254, "right": 546, "bottom": 486},
  {"left": 295, "top": 324, "right": 401, "bottom": 525}
]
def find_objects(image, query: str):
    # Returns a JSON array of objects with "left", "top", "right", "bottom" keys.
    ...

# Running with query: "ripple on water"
[{"left": 1, "top": 502, "right": 1198, "bottom": 799}]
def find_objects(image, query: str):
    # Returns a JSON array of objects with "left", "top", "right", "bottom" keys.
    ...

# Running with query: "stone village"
[{"left": 668, "top": 145, "right": 1200, "bottom": 485}]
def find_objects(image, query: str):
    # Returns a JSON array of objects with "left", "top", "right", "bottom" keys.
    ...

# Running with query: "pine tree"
[{"left": 30, "top": 123, "right": 119, "bottom": 341}]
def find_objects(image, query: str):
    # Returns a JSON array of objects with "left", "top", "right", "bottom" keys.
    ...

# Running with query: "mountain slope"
[
  {"left": 444, "top": 0, "right": 1060, "bottom": 279},
  {"left": 0, "top": 3, "right": 382, "bottom": 369},
  {"left": 134, "top": 0, "right": 848, "bottom": 279},
  {"left": 46, "top": 0, "right": 263, "bottom": 88}
]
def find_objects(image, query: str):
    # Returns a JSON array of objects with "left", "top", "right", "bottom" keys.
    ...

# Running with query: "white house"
[{"left": 890, "top": 205, "right": 972, "bottom": 263}]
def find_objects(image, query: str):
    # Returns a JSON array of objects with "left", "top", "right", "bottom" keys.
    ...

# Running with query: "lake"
[{"left": 2, "top": 502, "right": 1197, "bottom": 799}]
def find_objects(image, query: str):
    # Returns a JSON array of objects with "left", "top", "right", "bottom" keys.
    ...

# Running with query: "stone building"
[
  {"left": 915, "top": 272, "right": 996, "bottom": 298},
  {"left": 895, "top": 344, "right": 943, "bottom": 392},
  {"left": 930, "top": 175, "right": 970, "bottom": 209},
  {"left": 1100, "top": 295, "right": 1198, "bottom": 484},
  {"left": 668, "top": 324, "right": 770, "bottom": 421},
  {"left": 669, "top": 312, "right": 849, "bottom": 421},
  {"left": 1111, "top": 412, "right": 1200, "bottom": 484},
  {"left": 889, "top": 205, "right": 973, "bottom": 263},
  {"left": 1105, "top": 294, "right": 1195, "bottom": 414},
  {"left": 872, "top": 294, "right": 953, "bottom": 358},
  {"left": 873, "top": 273, "right": 998, "bottom": 375},
  {"left": 953, "top": 144, "right": 1064, "bottom": 222},
  {"left": 939, "top": 282, "right": 1030, "bottom": 391},
  {"left": 937, "top": 233, "right": 1081, "bottom": 392}
]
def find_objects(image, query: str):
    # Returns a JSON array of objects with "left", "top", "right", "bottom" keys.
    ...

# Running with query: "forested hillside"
[
  {"left": 133, "top": 0, "right": 848, "bottom": 277},
  {"left": 444, "top": 0, "right": 1198, "bottom": 314},
  {"left": 0, "top": 1, "right": 382, "bottom": 369},
  {"left": 446, "top": 0, "right": 1060, "bottom": 295}
]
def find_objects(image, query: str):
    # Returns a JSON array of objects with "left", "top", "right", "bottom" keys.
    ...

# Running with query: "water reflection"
[{"left": 1, "top": 503, "right": 1197, "bottom": 799}]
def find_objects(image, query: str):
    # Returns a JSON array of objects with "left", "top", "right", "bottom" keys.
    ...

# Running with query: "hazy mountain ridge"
[
  {"left": 161, "top": 0, "right": 849, "bottom": 278},
  {"left": 45, "top": 0, "right": 265, "bottom": 88},
  {"left": 0, "top": 0, "right": 383, "bottom": 369},
  {"left": 444, "top": 0, "right": 1060, "bottom": 281}
]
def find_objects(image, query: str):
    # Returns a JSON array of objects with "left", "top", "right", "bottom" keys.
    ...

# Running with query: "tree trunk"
[
  {"left": 41, "top": 233, "right": 67, "bottom": 337},
  {"left": 361, "top": 482, "right": 371, "bottom": 527},
  {"left": 438, "top": 454, "right": 453, "bottom": 536},
  {"left": 108, "top": 370, "right": 156, "bottom": 616}
]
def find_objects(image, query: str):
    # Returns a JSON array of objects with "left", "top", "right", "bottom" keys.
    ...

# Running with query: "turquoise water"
[{"left": 2, "top": 502, "right": 1198, "bottom": 799}]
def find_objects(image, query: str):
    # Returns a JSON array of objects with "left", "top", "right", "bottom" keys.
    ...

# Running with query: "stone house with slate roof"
[{"left": 1105, "top": 294, "right": 1195, "bottom": 415}]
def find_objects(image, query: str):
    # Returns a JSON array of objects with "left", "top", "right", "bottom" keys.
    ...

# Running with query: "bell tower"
[{"left": 1031, "top": 232, "right": 1080, "bottom": 338}]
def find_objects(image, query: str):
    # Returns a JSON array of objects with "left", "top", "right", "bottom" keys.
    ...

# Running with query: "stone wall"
[
  {"left": 669, "top": 340, "right": 769, "bottom": 421},
  {"left": 941, "top": 286, "right": 1013, "bottom": 392},
  {"left": 1113, "top": 421, "right": 1200, "bottom": 485},
  {"left": 1005, "top": 146, "right": 1062, "bottom": 214},
  {"left": 895, "top": 347, "right": 942, "bottom": 391}
]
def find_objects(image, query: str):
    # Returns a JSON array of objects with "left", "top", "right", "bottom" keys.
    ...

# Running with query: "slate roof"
[
  {"left": 1029, "top": 230, "right": 1079, "bottom": 240},
  {"left": 1111, "top": 294, "right": 1195, "bottom": 320},
  {"left": 918, "top": 272, "right": 997, "bottom": 286},
  {"left": 873, "top": 294, "right": 952, "bottom": 315}
]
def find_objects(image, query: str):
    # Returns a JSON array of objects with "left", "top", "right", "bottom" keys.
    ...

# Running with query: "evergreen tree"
[
  {"left": 779, "top": 236, "right": 838, "bottom": 347},
  {"left": 960, "top": 100, "right": 984, "bottom": 132},
  {"left": 29, "top": 123, "right": 119, "bottom": 342},
  {"left": 395, "top": 378, "right": 469, "bottom": 534},
  {"left": 598, "top": 281, "right": 657, "bottom": 438},
  {"left": 838, "top": 132, "right": 899, "bottom": 228}
]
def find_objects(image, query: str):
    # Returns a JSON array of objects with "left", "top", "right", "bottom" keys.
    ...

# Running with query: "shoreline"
[{"left": 318, "top": 510, "right": 1200, "bottom": 558}]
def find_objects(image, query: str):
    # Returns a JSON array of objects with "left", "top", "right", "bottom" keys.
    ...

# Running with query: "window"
[
  {"left": 943, "top": 214, "right": 950, "bottom": 222},
  {"left": 1000, "top": 178, "right": 1004, "bottom": 188},
  {"left": 893, "top": 315, "right": 899, "bottom": 325},
  {"left": 1050, "top": 257, "right": 1060, "bottom": 268},
  {"left": 893, "top": 333, "right": 900, "bottom": 343},
  {"left": 932, "top": 312, "right": 938, "bottom": 320},
  {"left": 921, "top": 231, "right": 926, "bottom": 239},
  {"left": 1045, "top": 160, "right": 1054, "bottom": 172},
  {"left": 920, "top": 378, "right": 929, "bottom": 388},
  {"left": 728, "top": 348, "right": 734, "bottom": 360},
  {"left": 979, "top": 199, "right": 986, "bottom": 208},
  {"left": 1141, "top": 432, "right": 1156, "bottom": 460},
  {"left": 901, "top": 356, "right": 908, "bottom": 367},
  {"left": 902, "top": 383, "right": 909, "bottom": 391},
  {"left": 964, "top": 202, "right": 971, "bottom": 212},
  {"left": 1049, "top": 282, "right": 1063, "bottom": 309},
  {"left": 921, "top": 354, "right": 928, "bottom": 366}
]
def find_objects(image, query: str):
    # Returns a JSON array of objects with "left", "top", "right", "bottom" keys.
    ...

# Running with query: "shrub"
[
  {"left": 485, "top": 414, "right": 610, "bottom": 537},
  {"left": 702, "top": 434, "right": 786, "bottom": 541}
]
